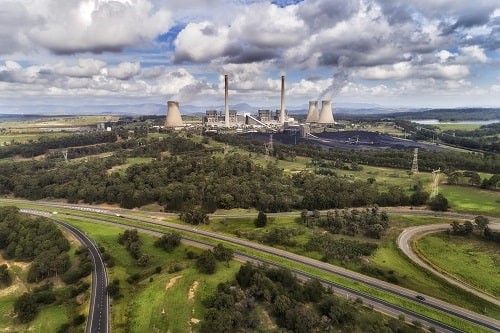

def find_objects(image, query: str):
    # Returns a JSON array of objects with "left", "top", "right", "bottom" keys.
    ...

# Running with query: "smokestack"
[
  {"left": 224, "top": 74, "right": 229, "bottom": 128},
  {"left": 318, "top": 100, "right": 334, "bottom": 124},
  {"left": 305, "top": 101, "right": 319, "bottom": 123},
  {"left": 165, "top": 101, "right": 184, "bottom": 128},
  {"left": 280, "top": 75, "right": 285, "bottom": 125}
]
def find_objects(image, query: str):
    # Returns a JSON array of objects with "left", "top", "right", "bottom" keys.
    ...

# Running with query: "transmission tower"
[
  {"left": 411, "top": 148, "right": 418, "bottom": 174},
  {"left": 264, "top": 134, "right": 274, "bottom": 160},
  {"left": 224, "top": 143, "right": 229, "bottom": 155},
  {"left": 431, "top": 168, "right": 441, "bottom": 197},
  {"left": 61, "top": 149, "right": 68, "bottom": 163}
]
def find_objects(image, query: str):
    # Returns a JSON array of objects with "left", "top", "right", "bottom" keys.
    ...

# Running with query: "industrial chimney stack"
[
  {"left": 165, "top": 101, "right": 184, "bottom": 128},
  {"left": 224, "top": 74, "right": 229, "bottom": 128},
  {"left": 280, "top": 75, "right": 285, "bottom": 125},
  {"left": 317, "top": 100, "right": 334, "bottom": 124},
  {"left": 305, "top": 101, "right": 319, "bottom": 123}
]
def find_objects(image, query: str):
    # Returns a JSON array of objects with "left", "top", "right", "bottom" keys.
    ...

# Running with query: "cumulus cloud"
[
  {"left": 0, "top": 0, "right": 172, "bottom": 55},
  {"left": 174, "top": 22, "right": 233, "bottom": 63},
  {"left": 0, "top": 0, "right": 499, "bottom": 107}
]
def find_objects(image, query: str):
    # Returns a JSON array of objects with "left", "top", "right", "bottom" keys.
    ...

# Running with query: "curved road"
[
  {"left": 398, "top": 223, "right": 500, "bottom": 308},
  {"left": 20, "top": 209, "right": 109, "bottom": 333},
  {"left": 6, "top": 200, "right": 500, "bottom": 332}
]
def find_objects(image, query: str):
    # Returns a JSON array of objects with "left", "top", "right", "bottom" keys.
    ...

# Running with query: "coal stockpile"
[{"left": 244, "top": 130, "right": 445, "bottom": 151}]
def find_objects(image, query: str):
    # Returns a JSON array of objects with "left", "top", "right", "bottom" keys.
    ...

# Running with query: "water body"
[{"left": 412, "top": 119, "right": 500, "bottom": 125}]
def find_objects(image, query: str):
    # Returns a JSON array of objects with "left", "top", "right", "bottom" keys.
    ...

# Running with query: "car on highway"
[{"left": 415, "top": 295, "right": 426, "bottom": 301}]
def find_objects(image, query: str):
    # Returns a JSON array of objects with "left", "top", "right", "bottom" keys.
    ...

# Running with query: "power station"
[{"left": 164, "top": 74, "right": 336, "bottom": 132}]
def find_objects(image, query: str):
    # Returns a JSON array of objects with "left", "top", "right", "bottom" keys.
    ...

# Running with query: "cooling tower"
[
  {"left": 280, "top": 75, "right": 285, "bottom": 125},
  {"left": 305, "top": 101, "right": 319, "bottom": 123},
  {"left": 225, "top": 74, "right": 229, "bottom": 128},
  {"left": 165, "top": 101, "right": 184, "bottom": 128},
  {"left": 318, "top": 100, "right": 334, "bottom": 124}
]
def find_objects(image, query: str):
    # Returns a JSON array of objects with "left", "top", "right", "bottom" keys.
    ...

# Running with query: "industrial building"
[{"left": 164, "top": 73, "right": 336, "bottom": 133}]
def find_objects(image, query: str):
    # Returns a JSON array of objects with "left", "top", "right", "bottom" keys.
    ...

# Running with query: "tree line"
[
  {"left": 211, "top": 133, "right": 499, "bottom": 174},
  {"left": 0, "top": 132, "right": 117, "bottom": 159}
]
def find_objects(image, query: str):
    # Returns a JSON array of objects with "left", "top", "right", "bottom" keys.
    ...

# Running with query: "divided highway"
[
  {"left": 20, "top": 209, "right": 109, "bottom": 333},
  {"left": 7, "top": 200, "right": 500, "bottom": 332}
]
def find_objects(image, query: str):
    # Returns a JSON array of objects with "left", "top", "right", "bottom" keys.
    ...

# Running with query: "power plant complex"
[{"left": 164, "top": 75, "right": 336, "bottom": 132}]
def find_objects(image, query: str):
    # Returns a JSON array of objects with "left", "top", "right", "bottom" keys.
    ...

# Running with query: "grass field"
[
  {"left": 440, "top": 185, "right": 500, "bottom": 217},
  {"left": 204, "top": 213, "right": 500, "bottom": 319},
  {"left": 6, "top": 203, "right": 498, "bottom": 331},
  {"left": 0, "top": 115, "right": 117, "bottom": 128},
  {"left": 130, "top": 265, "right": 239, "bottom": 333},
  {"left": 416, "top": 233, "right": 500, "bottom": 298},
  {"left": 107, "top": 157, "right": 154, "bottom": 175},
  {"left": 59, "top": 217, "right": 241, "bottom": 333},
  {"left": 434, "top": 123, "right": 483, "bottom": 131}
]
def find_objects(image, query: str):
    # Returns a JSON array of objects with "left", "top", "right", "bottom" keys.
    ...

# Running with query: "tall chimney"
[
  {"left": 318, "top": 100, "right": 334, "bottom": 124},
  {"left": 165, "top": 101, "right": 184, "bottom": 128},
  {"left": 305, "top": 101, "right": 319, "bottom": 123},
  {"left": 280, "top": 75, "right": 285, "bottom": 125},
  {"left": 224, "top": 74, "right": 229, "bottom": 128}
]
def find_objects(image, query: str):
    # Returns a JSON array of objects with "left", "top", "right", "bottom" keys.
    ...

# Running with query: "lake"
[{"left": 412, "top": 119, "right": 500, "bottom": 125}]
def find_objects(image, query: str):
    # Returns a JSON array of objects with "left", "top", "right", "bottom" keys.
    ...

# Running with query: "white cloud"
[
  {"left": 107, "top": 62, "right": 141, "bottom": 80},
  {"left": 0, "top": 0, "right": 172, "bottom": 55},
  {"left": 459, "top": 45, "right": 488, "bottom": 63},
  {"left": 174, "top": 22, "right": 232, "bottom": 63}
]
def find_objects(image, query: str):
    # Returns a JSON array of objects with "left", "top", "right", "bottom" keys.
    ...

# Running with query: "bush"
[
  {"left": 72, "top": 314, "right": 86, "bottom": 326},
  {"left": 254, "top": 211, "right": 267, "bottom": 228},
  {"left": 428, "top": 194, "right": 449, "bottom": 211},
  {"left": 14, "top": 293, "right": 38, "bottom": 323},
  {"left": 196, "top": 250, "right": 217, "bottom": 274}
]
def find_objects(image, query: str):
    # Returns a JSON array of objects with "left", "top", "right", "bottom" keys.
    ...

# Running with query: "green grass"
[
  {"left": 193, "top": 213, "right": 500, "bottom": 321},
  {"left": 440, "top": 185, "right": 500, "bottom": 217},
  {"left": 435, "top": 124, "right": 483, "bottom": 131},
  {"left": 0, "top": 240, "right": 83, "bottom": 332},
  {"left": 6, "top": 202, "right": 499, "bottom": 331},
  {"left": 131, "top": 265, "right": 239, "bottom": 333},
  {"left": 416, "top": 233, "right": 500, "bottom": 298},
  {"left": 58, "top": 217, "right": 240, "bottom": 333}
]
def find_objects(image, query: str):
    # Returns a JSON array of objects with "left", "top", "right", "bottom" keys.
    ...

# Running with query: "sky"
[{"left": 0, "top": 0, "right": 500, "bottom": 111}]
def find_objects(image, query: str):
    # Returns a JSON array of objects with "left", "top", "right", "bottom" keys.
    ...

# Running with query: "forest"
[
  {"left": 0, "top": 207, "right": 92, "bottom": 327},
  {"left": 0, "top": 133, "right": 496, "bottom": 213},
  {"left": 200, "top": 263, "right": 426, "bottom": 333}
]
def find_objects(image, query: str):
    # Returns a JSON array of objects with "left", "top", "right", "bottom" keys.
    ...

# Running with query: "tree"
[
  {"left": 428, "top": 194, "right": 449, "bottom": 211},
  {"left": 196, "top": 250, "right": 217, "bottom": 274},
  {"left": 474, "top": 216, "right": 489, "bottom": 233},
  {"left": 180, "top": 208, "right": 209, "bottom": 225},
  {"left": 0, "top": 264, "right": 12, "bottom": 287},
  {"left": 107, "top": 279, "right": 121, "bottom": 299},
  {"left": 468, "top": 172, "right": 481, "bottom": 186},
  {"left": 14, "top": 293, "right": 38, "bottom": 323},
  {"left": 213, "top": 243, "right": 233, "bottom": 266},
  {"left": 154, "top": 233, "right": 181, "bottom": 252},
  {"left": 254, "top": 211, "right": 267, "bottom": 228}
]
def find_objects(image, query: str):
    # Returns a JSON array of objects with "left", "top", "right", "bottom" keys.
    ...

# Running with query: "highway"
[
  {"left": 398, "top": 223, "right": 500, "bottom": 308},
  {"left": 19, "top": 209, "right": 109, "bottom": 333},
  {"left": 6, "top": 200, "right": 500, "bottom": 332}
]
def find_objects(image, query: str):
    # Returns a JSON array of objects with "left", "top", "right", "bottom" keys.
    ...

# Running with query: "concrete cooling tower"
[
  {"left": 305, "top": 101, "right": 319, "bottom": 123},
  {"left": 165, "top": 101, "right": 184, "bottom": 128},
  {"left": 318, "top": 100, "right": 334, "bottom": 124}
]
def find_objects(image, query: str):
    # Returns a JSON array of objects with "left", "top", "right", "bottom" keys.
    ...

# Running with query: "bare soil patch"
[
  {"left": 165, "top": 275, "right": 183, "bottom": 291},
  {"left": 188, "top": 281, "right": 199, "bottom": 300}
]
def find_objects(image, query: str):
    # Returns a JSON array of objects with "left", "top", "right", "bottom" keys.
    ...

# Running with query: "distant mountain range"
[{"left": 0, "top": 102, "right": 413, "bottom": 116}]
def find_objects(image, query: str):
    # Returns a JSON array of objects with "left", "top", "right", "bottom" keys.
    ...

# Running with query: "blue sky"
[{"left": 0, "top": 0, "right": 499, "bottom": 110}]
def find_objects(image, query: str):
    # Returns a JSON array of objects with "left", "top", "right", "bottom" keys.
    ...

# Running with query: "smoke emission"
[{"left": 318, "top": 56, "right": 350, "bottom": 101}]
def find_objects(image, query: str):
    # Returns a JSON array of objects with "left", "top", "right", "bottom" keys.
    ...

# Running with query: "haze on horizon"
[{"left": 0, "top": 0, "right": 499, "bottom": 111}]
